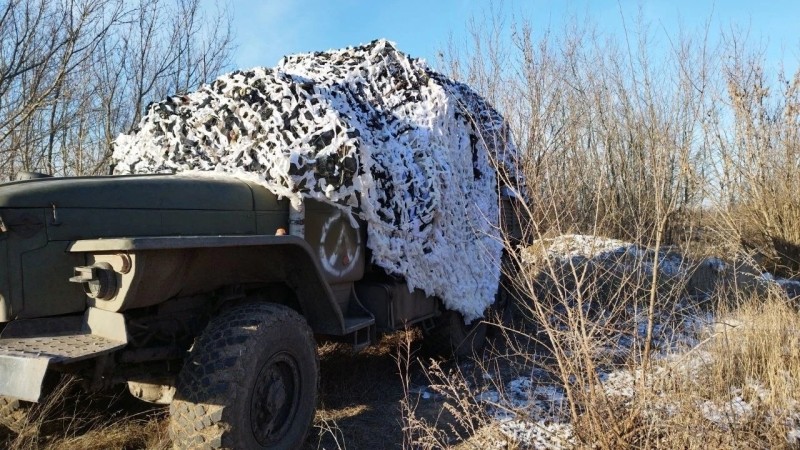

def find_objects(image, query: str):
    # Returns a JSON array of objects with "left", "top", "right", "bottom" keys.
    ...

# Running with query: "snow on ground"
[
  {"left": 521, "top": 234, "right": 689, "bottom": 284},
  {"left": 476, "top": 338, "right": 799, "bottom": 448},
  {"left": 112, "top": 40, "right": 517, "bottom": 321},
  {"left": 419, "top": 235, "right": 800, "bottom": 448},
  {"left": 762, "top": 272, "right": 800, "bottom": 299},
  {"left": 523, "top": 234, "right": 632, "bottom": 260}
]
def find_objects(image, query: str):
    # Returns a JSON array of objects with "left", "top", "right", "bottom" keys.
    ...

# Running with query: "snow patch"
[
  {"left": 699, "top": 396, "right": 754, "bottom": 429},
  {"left": 521, "top": 234, "right": 689, "bottom": 284},
  {"left": 483, "top": 378, "right": 574, "bottom": 448}
]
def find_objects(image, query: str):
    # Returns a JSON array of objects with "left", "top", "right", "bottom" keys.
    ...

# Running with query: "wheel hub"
[{"left": 251, "top": 352, "right": 300, "bottom": 446}]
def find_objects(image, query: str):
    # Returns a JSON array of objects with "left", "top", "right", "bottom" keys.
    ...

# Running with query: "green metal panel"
[
  {"left": 20, "top": 241, "right": 85, "bottom": 319},
  {"left": 0, "top": 174, "right": 256, "bottom": 210},
  {"left": 303, "top": 200, "right": 365, "bottom": 284},
  {"left": 251, "top": 185, "right": 289, "bottom": 211},
  {"left": 4, "top": 209, "right": 49, "bottom": 319},
  {"left": 67, "top": 235, "right": 355, "bottom": 335},
  {"left": 48, "top": 209, "right": 259, "bottom": 241},
  {"left": 47, "top": 209, "right": 164, "bottom": 241},
  {"left": 0, "top": 174, "right": 289, "bottom": 321},
  {"left": 160, "top": 210, "right": 256, "bottom": 235}
]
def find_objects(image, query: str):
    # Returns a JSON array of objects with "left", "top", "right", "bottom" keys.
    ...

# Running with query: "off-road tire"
[
  {"left": 0, "top": 396, "right": 28, "bottom": 433},
  {"left": 422, "top": 310, "right": 487, "bottom": 358},
  {"left": 169, "top": 303, "right": 318, "bottom": 449}
]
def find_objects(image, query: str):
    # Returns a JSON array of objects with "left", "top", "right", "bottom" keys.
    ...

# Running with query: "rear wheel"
[
  {"left": 487, "top": 274, "right": 515, "bottom": 338},
  {"left": 422, "top": 309, "right": 487, "bottom": 358},
  {"left": 169, "top": 302, "right": 318, "bottom": 449}
]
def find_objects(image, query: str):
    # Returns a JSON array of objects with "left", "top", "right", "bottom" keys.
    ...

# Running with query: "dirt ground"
[
  {"left": 305, "top": 334, "right": 414, "bottom": 449},
  {"left": 0, "top": 328, "right": 518, "bottom": 450},
  {"left": 306, "top": 321, "right": 536, "bottom": 449}
]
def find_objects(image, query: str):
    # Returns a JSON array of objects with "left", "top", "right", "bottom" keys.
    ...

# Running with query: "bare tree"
[
  {"left": 708, "top": 33, "right": 800, "bottom": 275},
  {"left": 0, "top": 0, "right": 121, "bottom": 176},
  {"left": 82, "top": 0, "right": 232, "bottom": 174},
  {"left": 0, "top": 0, "right": 233, "bottom": 179}
]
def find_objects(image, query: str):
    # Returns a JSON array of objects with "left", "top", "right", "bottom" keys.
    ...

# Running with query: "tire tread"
[{"left": 169, "top": 303, "right": 317, "bottom": 449}]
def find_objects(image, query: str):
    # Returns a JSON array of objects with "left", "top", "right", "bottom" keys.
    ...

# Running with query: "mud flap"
[
  {"left": 0, "top": 308, "right": 127, "bottom": 402},
  {"left": 0, "top": 355, "right": 49, "bottom": 402}
]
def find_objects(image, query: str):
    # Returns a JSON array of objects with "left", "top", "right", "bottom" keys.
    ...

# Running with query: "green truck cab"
[{"left": 0, "top": 173, "right": 498, "bottom": 449}]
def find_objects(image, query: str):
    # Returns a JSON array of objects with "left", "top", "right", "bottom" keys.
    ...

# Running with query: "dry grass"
[
  {"left": 1, "top": 378, "right": 169, "bottom": 450},
  {"left": 708, "top": 293, "right": 800, "bottom": 404},
  {"left": 35, "top": 419, "right": 170, "bottom": 450},
  {"left": 586, "top": 289, "right": 800, "bottom": 449},
  {"left": 398, "top": 255, "right": 800, "bottom": 449},
  {"left": 2, "top": 262, "right": 796, "bottom": 450}
]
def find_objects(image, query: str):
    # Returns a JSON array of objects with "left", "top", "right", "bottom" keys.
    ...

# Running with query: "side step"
[
  {"left": 342, "top": 287, "right": 375, "bottom": 352},
  {"left": 0, "top": 308, "right": 127, "bottom": 402}
]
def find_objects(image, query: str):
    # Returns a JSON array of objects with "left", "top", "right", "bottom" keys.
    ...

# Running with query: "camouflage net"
[{"left": 112, "top": 40, "right": 517, "bottom": 321}]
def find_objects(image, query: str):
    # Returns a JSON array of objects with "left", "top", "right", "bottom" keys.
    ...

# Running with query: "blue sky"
[{"left": 228, "top": 1, "right": 800, "bottom": 74}]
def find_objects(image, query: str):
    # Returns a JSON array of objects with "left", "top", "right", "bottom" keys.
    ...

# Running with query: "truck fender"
[{"left": 68, "top": 235, "right": 348, "bottom": 335}]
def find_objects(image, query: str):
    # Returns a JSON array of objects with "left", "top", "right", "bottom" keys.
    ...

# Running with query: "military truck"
[{"left": 0, "top": 172, "right": 512, "bottom": 449}]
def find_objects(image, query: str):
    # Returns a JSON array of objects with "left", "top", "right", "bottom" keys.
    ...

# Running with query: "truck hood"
[{"left": 0, "top": 174, "right": 280, "bottom": 211}]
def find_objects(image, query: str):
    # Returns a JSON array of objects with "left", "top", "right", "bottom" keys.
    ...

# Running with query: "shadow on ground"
[{"left": 305, "top": 332, "right": 419, "bottom": 449}]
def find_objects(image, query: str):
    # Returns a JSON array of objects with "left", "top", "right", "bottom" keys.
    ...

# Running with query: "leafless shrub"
[
  {"left": 398, "top": 6, "right": 800, "bottom": 449},
  {"left": 441, "top": 9, "right": 710, "bottom": 246},
  {"left": 708, "top": 35, "right": 800, "bottom": 277}
]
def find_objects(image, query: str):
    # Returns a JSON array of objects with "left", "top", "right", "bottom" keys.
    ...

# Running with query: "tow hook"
[{"left": 69, "top": 263, "right": 118, "bottom": 300}]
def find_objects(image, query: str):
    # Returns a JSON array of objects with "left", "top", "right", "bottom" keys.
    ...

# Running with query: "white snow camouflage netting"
[{"left": 112, "top": 39, "right": 517, "bottom": 321}]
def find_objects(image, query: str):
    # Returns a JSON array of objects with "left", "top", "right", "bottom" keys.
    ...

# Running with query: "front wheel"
[{"left": 169, "top": 303, "right": 318, "bottom": 449}]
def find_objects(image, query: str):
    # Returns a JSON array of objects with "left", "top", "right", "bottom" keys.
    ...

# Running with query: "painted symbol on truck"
[{"left": 318, "top": 210, "right": 361, "bottom": 277}]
